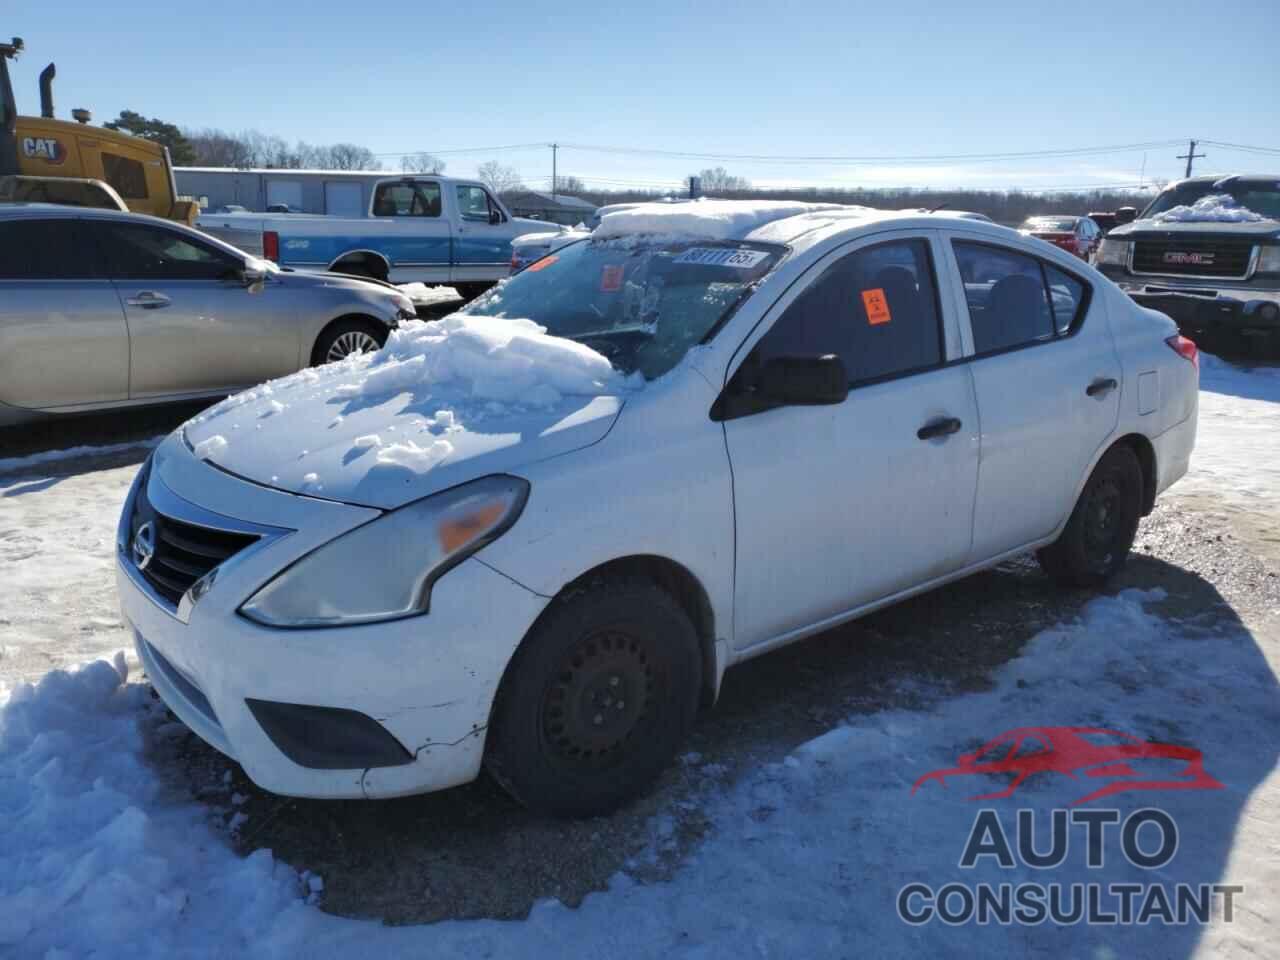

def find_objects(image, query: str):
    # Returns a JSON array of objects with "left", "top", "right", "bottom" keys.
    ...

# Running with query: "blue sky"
[{"left": 7, "top": 0, "right": 1277, "bottom": 193}]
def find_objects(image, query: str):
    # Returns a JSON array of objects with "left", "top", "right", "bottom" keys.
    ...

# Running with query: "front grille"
[
  {"left": 130, "top": 483, "right": 258, "bottom": 606},
  {"left": 1132, "top": 238, "right": 1255, "bottom": 279}
]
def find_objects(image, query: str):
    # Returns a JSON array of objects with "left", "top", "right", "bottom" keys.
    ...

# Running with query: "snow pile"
[
  {"left": 594, "top": 198, "right": 849, "bottom": 241},
  {"left": 1148, "top": 193, "right": 1266, "bottom": 224},
  {"left": 3, "top": 589, "right": 1275, "bottom": 957},
  {"left": 395, "top": 283, "right": 462, "bottom": 307},
  {"left": 192, "top": 434, "right": 228, "bottom": 460},
  {"left": 0, "top": 436, "right": 161, "bottom": 477},
  {"left": 332, "top": 314, "right": 631, "bottom": 407},
  {"left": 0, "top": 657, "right": 320, "bottom": 956}
]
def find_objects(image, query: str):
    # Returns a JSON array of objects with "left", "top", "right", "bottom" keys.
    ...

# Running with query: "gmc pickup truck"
[
  {"left": 197, "top": 175, "right": 544, "bottom": 300},
  {"left": 1095, "top": 175, "right": 1280, "bottom": 357}
]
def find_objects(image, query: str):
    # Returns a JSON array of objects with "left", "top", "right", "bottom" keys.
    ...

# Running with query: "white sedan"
[{"left": 115, "top": 200, "right": 1199, "bottom": 817}]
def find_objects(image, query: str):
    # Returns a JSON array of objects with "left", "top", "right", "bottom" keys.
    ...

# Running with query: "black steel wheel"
[
  {"left": 487, "top": 577, "right": 702, "bottom": 818},
  {"left": 1038, "top": 444, "right": 1143, "bottom": 587}
]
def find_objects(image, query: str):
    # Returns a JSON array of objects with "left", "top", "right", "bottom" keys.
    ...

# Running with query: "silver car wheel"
[{"left": 326, "top": 330, "right": 381, "bottom": 362}]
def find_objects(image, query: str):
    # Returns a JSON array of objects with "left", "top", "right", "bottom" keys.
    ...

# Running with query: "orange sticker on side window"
[
  {"left": 862, "top": 288, "right": 891, "bottom": 325},
  {"left": 600, "top": 264, "right": 624, "bottom": 292},
  {"left": 527, "top": 255, "right": 559, "bottom": 272}
]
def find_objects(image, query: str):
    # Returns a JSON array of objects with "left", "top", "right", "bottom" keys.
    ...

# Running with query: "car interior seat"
[{"left": 984, "top": 273, "right": 1047, "bottom": 353}]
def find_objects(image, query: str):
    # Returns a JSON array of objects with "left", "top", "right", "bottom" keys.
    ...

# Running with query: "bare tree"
[
  {"left": 555, "top": 175, "right": 586, "bottom": 195},
  {"left": 477, "top": 160, "right": 523, "bottom": 195},
  {"left": 324, "top": 143, "right": 381, "bottom": 171},
  {"left": 695, "top": 166, "right": 752, "bottom": 194},
  {"left": 401, "top": 152, "right": 447, "bottom": 174},
  {"left": 185, "top": 128, "right": 255, "bottom": 167}
]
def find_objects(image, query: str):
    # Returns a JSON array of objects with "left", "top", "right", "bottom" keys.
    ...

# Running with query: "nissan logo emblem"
[{"left": 132, "top": 521, "right": 156, "bottom": 571}]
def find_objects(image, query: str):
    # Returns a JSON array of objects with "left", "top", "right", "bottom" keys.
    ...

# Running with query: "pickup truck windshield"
[
  {"left": 462, "top": 238, "right": 784, "bottom": 380},
  {"left": 1142, "top": 182, "right": 1280, "bottom": 221}
]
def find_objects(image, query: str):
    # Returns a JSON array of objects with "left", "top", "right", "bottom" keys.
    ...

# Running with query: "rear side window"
[
  {"left": 750, "top": 238, "right": 944, "bottom": 386},
  {"left": 373, "top": 182, "right": 441, "bottom": 217},
  {"left": 91, "top": 222, "right": 240, "bottom": 280},
  {"left": 953, "top": 241, "right": 1089, "bottom": 354},
  {"left": 0, "top": 219, "right": 102, "bottom": 279},
  {"left": 1045, "top": 265, "right": 1086, "bottom": 335},
  {"left": 101, "top": 152, "right": 149, "bottom": 199}
]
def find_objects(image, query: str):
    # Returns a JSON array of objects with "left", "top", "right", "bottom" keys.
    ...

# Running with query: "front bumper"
[
  {"left": 116, "top": 434, "right": 548, "bottom": 799},
  {"left": 1108, "top": 278, "right": 1280, "bottom": 338}
]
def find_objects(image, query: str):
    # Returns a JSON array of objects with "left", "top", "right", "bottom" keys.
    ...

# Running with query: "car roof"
[
  {"left": 0, "top": 202, "right": 173, "bottom": 225},
  {"left": 1166, "top": 173, "right": 1280, "bottom": 188}
]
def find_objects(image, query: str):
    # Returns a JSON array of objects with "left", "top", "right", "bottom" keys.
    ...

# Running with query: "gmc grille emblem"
[{"left": 1164, "top": 251, "right": 1214, "bottom": 266}]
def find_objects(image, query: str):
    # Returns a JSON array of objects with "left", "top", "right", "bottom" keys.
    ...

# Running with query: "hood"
[
  {"left": 182, "top": 314, "right": 632, "bottom": 510},
  {"left": 1111, "top": 218, "right": 1280, "bottom": 240}
]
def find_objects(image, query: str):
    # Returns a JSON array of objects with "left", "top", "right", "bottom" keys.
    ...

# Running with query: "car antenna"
[{"left": 928, "top": 202, "right": 948, "bottom": 213}]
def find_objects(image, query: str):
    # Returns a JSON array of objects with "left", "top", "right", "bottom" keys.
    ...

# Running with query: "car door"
[
  {"left": 87, "top": 218, "right": 300, "bottom": 399},
  {"left": 0, "top": 216, "right": 128, "bottom": 410},
  {"left": 943, "top": 235, "right": 1121, "bottom": 562},
  {"left": 368, "top": 180, "right": 452, "bottom": 282},
  {"left": 720, "top": 233, "right": 980, "bottom": 652},
  {"left": 450, "top": 184, "right": 513, "bottom": 282}
]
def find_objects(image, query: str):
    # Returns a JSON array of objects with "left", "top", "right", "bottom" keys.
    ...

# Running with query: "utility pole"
[
  {"left": 551, "top": 143, "right": 558, "bottom": 199},
  {"left": 1176, "top": 139, "right": 1205, "bottom": 179}
]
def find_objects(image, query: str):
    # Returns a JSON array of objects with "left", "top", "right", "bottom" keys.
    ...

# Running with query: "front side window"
[
  {"left": 101, "top": 152, "right": 148, "bottom": 199},
  {"left": 462, "top": 237, "right": 782, "bottom": 380},
  {"left": 0, "top": 218, "right": 101, "bottom": 279},
  {"left": 92, "top": 222, "right": 240, "bottom": 280},
  {"left": 748, "top": 238, "right": 944, "bottom": 386},
  {"left": 372, "top": 182, "right": 441, "bottom": 217},
  {"left": 456, "top": 185, "right": 501, "bottom": 222}
]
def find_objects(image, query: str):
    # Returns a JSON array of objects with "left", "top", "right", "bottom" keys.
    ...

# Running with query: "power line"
[
  {"left": 1199, "top": 139, "right": 1280, "bottom": 156},
  {"left": 554, "top": 139, "right": 1188, "bottom": 166}
]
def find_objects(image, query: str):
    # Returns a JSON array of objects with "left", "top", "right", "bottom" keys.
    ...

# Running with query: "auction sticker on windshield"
[{"left": 673, "top": 247, "right": 771, "bottom": 268}]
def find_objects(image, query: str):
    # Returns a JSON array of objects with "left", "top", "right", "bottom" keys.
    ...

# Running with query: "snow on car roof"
[{"left": 592, "top": 198, "right": 860, "bottom": 243}]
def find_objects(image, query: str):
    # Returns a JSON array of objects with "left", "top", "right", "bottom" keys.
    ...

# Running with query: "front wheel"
[
  {"left": 486, "top": 577, "right": 702, "bottom": 818},
  {"left": 1037, "top": 444, "right": 1143, "bottom": 587},
  {"left": 311, "top": 316, "right": 387, "bottom": 365}
]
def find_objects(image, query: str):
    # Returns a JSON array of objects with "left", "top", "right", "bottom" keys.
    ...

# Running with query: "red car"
[
  {"left": 1018, "top": 216, "right": 1102, "bottom": 261},
  {"left": 911, "top": 726, "right": 1223, "bottom": 805}
]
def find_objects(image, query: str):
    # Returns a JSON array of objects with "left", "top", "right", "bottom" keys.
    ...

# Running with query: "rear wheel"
[
  {"left": 311, "top": 316, "right": 387, "bottom": 365},
  {"left": 486, "top": 577, "right": 702, "bottom": 818},
  {"left": 1037, "top": 444, "right": 1143, "bottom": 587}
]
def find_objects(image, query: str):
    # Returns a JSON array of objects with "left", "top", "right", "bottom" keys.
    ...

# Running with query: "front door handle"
[
  {"left": 1086, "top": 377, "right": 1118, "bottom": 397},
  {"left": 917, "top": 417, "right": 962, "bottom": 440},
  {"left": 126, "top": 291, "right": 171, "bottom": 309}
]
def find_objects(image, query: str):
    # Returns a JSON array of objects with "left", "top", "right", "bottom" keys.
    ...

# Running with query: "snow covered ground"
[{"left": 1, "top": 357, "right": 1277, "bottom": 958}]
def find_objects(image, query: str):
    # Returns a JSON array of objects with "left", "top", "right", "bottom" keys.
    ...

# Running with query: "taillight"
[
  {"left": 263, "top": 230, "right": 280, "bottom": 263},
  {"left": 1166, "top": 334, "right": 1199, "bottom": 370}
]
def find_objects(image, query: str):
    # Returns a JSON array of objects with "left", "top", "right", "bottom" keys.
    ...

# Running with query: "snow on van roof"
[{"left": 592, "top": 198, "right": 852, "bottom": 242}]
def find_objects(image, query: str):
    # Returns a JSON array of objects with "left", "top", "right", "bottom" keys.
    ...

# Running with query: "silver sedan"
[{"left": 0, "top": 204, "right": 416, "bottom": 427}]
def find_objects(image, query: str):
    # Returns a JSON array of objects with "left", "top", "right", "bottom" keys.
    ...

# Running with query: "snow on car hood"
[{"left": 183, "top": 315, "right": 636, "bottom": 510}]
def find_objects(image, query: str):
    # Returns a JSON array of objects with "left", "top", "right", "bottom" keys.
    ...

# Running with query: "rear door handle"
[
  {"left": 917, "top": 417, "right": 962, "bottom": 440},
  {"left": 126, "top": 291, "right": 171, "bottom": 309},
  {"left": 1086, "top": 377, "right": 1118, "bottom": 397}
]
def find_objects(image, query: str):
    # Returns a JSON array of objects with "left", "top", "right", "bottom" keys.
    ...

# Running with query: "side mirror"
[
  {"left": 239, "top": 261, "right": 267, "bottom": 292},
  {"left": 759, "top": 354, "right": 848, "bottom": 406},
  {"left": 488, "top": 207, "right": 503, "bottom": 225}
]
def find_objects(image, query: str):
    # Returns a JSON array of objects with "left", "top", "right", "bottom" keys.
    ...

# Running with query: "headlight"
[
  {"left": 1258, "top": 245, "right": 1280, "bottom": 274},
  {"left": 240, "top": 475, "right": 529, "bottom": 628},
  {"left": 1095, "top": 238, "right": 1132, "bottom": 267}
]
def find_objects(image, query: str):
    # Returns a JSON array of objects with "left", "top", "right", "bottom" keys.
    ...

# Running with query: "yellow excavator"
[{"left": 0, "top": 35, "right": 196, "bottom": 223}]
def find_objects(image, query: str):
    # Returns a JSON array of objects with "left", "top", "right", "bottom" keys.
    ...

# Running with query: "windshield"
[
  {"left": 1141, "top": 182, "right": 1280, "bottom": 221},
  {"left": 462, "top": 237, "right": 785, "bottom": 380}
]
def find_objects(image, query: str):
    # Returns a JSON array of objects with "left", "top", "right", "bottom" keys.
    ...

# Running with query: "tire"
[
  {"left": 454, "top": 282, "right": 494, "bottom": 302},
  {"left": 310, "top": 316, "right": 388, "bottom": 365},
  {"left": 1037, "top": 444, "right": 1143, "bottom": 588},
  {"left": 486, "top": 577, "right": 702, "bottom": 818}
]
